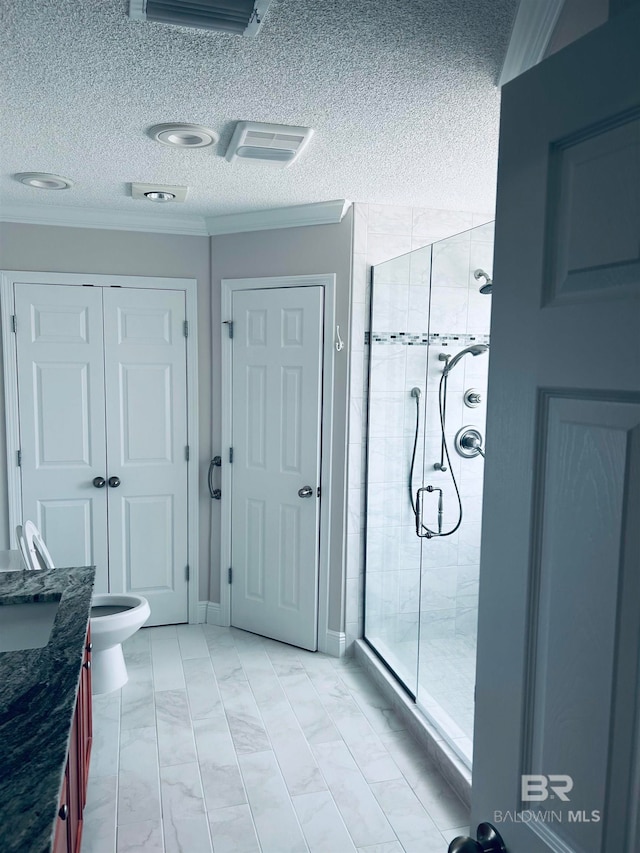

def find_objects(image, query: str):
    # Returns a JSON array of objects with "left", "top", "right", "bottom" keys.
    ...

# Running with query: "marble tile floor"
[
  {"left": 370, "top": 633, "right": 477, "bottom": 745},
  {"left": 82, "top": 624, "right": 470, "bottom": 853}
]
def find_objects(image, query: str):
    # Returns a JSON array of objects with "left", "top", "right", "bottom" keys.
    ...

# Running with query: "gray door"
[{"left": 472, "top": 6, "right": 640, "bottom": 851}]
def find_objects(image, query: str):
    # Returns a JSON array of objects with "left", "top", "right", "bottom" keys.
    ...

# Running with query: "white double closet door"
[{"left": 13, "top": 282, "right": 189, "bottom": 625}]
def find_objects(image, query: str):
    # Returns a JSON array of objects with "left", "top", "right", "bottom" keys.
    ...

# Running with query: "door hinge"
[
  {"left": 16, "top": 449, "right": 21, "bottom": 467},
  {"left": 229, "top": 447, "right": 233, "bottom": 463},
  {"left": 185, "top": 565, "right": 190, "bottom": 581},
  {"left": 224, "top": 320, "right": 234, "bottom": 339},
  {"left": 228, "top": 567, "right": 232, "bottom": 584},
  {"left": 183, "top": 320, "right": 189, "bottom": 338},
  {"left": 317, "top": 486, "right": 321, "bottom": 498},
  {"left": 185, "top": 445, "right": 190, "bottom": 461},
  {"left": 11, "top": 315, "right": 16, "bottom": 333}
]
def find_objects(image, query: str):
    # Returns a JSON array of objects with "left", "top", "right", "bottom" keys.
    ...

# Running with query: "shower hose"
[{"left": 409, "top": 372, "right": 463, "bottom": 538}]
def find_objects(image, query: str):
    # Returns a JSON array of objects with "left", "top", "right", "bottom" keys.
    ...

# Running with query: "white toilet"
[
  {"left": 90, "top": 594, "right": 151, "bottom": 694},
  {"left": 17, "top": 521, "right": 151, "bottom": 694}
]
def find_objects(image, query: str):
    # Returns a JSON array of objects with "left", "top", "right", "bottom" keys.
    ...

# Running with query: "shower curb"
[{"left": 353, "top": 638, "right": 472, "bottom": 808}]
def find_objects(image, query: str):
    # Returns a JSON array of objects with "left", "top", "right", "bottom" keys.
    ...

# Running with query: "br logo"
[{"left": 521, "top": 775, "right": 573, "bottom": 802}]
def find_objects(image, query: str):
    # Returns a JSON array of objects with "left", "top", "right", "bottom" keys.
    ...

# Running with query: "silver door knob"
[
  {"left": 298, "top": 486, "right": 313, "bottom": 498},
  {"left": 108, "top": 476, "right": 121, "bottom": 488},
  {"left": 93, "top": 476, "right": 106, "bottom": 488}
]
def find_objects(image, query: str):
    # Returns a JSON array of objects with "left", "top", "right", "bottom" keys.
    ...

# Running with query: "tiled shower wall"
[{"left": 345, "top": 204, "right": 494, "bottom": 653}]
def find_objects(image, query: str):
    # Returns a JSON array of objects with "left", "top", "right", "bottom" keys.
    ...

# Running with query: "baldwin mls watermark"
[{"left": 493, "top": 775, "right": 601, "bottom": 825}]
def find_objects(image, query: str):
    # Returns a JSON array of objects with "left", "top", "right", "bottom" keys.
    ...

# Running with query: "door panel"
[
  {"left": 15, "top": 284, "right": 109, "bottom": 592},
  {"left": 473, "top": 7, "right": 640, "bottom": 850},
  {"left": 103, "top": 287, "right": 188, "bottom": 624},
  {"left": 231, "top": 286, "right": 323, "bottom": 650}
]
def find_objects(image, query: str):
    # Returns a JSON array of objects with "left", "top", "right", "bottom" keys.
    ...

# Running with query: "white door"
[
  {"left": 103, "top": 288, "right": 189, "bottom": 625},
  {"left": 15, "top": 283, "right": 110, "bottom": 591},
  {"left": 472, "top": 7, "right": 640, "bottom": 852},
  {"left": 230, "top": 286, "right": 324, "bottom": 650},
  {"left": 14, "top": 283, "right": 189, "bottom": 625}
]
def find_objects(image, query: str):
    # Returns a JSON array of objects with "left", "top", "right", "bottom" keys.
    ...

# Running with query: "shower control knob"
[
  {"left": 464, "top": 388, "right": 482, "bottom": 408},
  {"left": 455, "top": 427, "right": 485, "bottom": 458}
]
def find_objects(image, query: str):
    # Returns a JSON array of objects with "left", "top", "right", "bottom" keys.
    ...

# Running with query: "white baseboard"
[
  {"left": 205, "top": 601, "right": 227, "bottom": 626},
  {"left": 322, "top": 629, "right": 346, "bottom": 658},
  {"left": 197, "top": 601, "right": 208, "bottom": 623}
]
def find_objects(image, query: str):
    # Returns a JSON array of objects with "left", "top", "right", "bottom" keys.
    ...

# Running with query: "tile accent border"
[{"left": 368, "top": 332, "right": 491, "bottom": 346}]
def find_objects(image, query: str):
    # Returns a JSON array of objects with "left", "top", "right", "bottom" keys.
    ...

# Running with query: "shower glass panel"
[
  {"left": 364, "top": 222, "right": 493, "bottom": 767},
  {"left": 364, "top": 245, "right": 432, "bottom": 696}
]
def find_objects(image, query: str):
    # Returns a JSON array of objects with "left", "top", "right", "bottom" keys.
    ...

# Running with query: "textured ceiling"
[{"left": 1, "top": 0, "right": 516, "bottom": 219}]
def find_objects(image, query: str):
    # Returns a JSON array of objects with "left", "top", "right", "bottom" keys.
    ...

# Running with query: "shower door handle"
[{"left": 298, "top": 486, "right": 314, "bottom": 498}]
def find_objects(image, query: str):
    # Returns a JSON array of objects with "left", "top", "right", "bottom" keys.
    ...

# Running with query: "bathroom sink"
[{"left": 0, "top": 597, "right": 61, "bottom": 652}]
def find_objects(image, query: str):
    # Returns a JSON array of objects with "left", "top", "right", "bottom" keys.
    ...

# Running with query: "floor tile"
[
  {"left": 183, "top": 656, "right": 223, "bottom": 719},
  {"left": 160, "top": 762, "right": 206, "bottom": 821},
  {"left": 117, "top": 819, "right": 163, "bottom": 852},
  {"left": 292, "top": 790, "right": 357, "bottom": 853},
  {"left": 370, "top": 777, "right": 443, "bottom": 851},
  {"left": 177, "top": 624, "right": 210, "bottom": 660},
  {"left": 151, "top": 637, "right": 185, "bottom": 691},
  {"left": 81, "top": 626, "right": 473, "bottom": 853},
  {"left": 311, "top": 740, "right": 396, "bottom": 848},
  {"left": 238, "top": 750, "right": 309, "bottom": 853},
  {"left": 121, "top": 679, "right": 155, "bottom": 730},
  {"left": 208, "top": 804, "right": 260, "bottom": 853},
  {"left": 155, "top": 689, "right": 197, "bottom": 766},
  {"left": 218, "top": 679, "right": 271, "bottom": 754},
  {"left": 163, "top": 815, "right": 213, "bottom": 852},
  {"left": 193, "top": 716, "right": 248, "bottom": 810}
]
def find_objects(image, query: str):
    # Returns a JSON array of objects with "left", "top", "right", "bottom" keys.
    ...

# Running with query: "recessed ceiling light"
[
  {"left": 144, "top": 191, "right": 176, "bottom": 202},
  {"left": 148, "top": 123, "right": 219, "bottom": 148},
  {"left": 15, "top": 172, "right": 74, "bottom": 190},
  {"left": 130, "top": 182, "right": 188, "bottom": 202}
]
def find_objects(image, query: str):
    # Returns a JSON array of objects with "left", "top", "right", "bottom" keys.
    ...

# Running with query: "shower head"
[
  {"left": 474, "top": 269, "right": 493, "bottom": 295},
  {"left": 442, "top": 344, "right": 489, "bottom": 377}
]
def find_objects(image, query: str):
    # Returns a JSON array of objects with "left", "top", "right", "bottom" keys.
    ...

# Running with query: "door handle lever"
[
  {"left": 448, "top": 823, "right": 506, "bottom": 853},
  {"left": 208, "top": 457, "right": 222, "bottom": 499}
]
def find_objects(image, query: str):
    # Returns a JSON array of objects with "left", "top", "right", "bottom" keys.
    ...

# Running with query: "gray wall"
[
  {"left": 0, "top": 223, "right": 212, "bottom": 601},
  {"left": 210, "top": 209, "right": 353, "bottom": 634}
]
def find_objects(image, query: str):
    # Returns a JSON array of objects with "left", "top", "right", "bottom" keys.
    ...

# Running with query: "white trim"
[
  {"left": 0, "top": 270, "right": 200, "bottom": 624},
  {"left": 0, "top": 199, "right": 352, "bottom": 238},
  {"left": 220, "top": 273, "right": 337, "bottom": 655},
  {"left": 207, "top": 200, "right": 351, "bottom": 235},
  {"left": 1, "top": 278, "right": 23, "bottom": 547},
  {"left": 197, "top": 601, "right": 208, "bottom": 623},
  {"left": 205, "top": 601, "right": 226, "bottom": 626},
  {"left": 0, "top": 203, "right": 208, "bottom": 236},
  {"left": 498, "top": 0, "right": 566, "bottom": 86},
  {"left": 324, "top": 629, "right": 346, "bottom": 658}
]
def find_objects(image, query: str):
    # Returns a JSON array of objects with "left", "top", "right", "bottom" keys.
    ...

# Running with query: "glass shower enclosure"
[{"left": 364, "top": 221, "right": 493, "bottom": 766}]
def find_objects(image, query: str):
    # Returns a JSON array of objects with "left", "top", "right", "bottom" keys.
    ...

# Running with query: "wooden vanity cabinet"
[{"left": 52, "top": 628, "right": 92, "bottom": 853}]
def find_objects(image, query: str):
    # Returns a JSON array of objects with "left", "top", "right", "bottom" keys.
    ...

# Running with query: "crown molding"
[
  {"left": 206, "top": 199, "right": 351, "bottom": 236},
  {"left": 0, "top": 203, "right": 209, "bottom": 236},
  {"left": 0, "top": 198, "right": 352, "bottom": 237},
  {"left": 498, "top": 0, "right": 565, "bottom": 87}
]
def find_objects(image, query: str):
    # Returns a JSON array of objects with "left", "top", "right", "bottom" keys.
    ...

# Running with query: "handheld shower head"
[
  {"left": 474, "top": 269, "right": 493, "bottom": 295},
  {"left": 442, "top": 344, "right": 489, "bottom": 377}
]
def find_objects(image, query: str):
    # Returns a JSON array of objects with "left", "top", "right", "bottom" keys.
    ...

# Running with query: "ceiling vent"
[
  {"left": 225, "top": 122, "right": 314, "bottom": 168},
  {"left": 129, "top": 0, "right": 271, "bottom": 37}
]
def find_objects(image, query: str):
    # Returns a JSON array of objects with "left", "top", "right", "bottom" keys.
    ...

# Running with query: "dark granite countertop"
[{"left": 0, "top": 565, "right": 95, "bottom": 853}]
